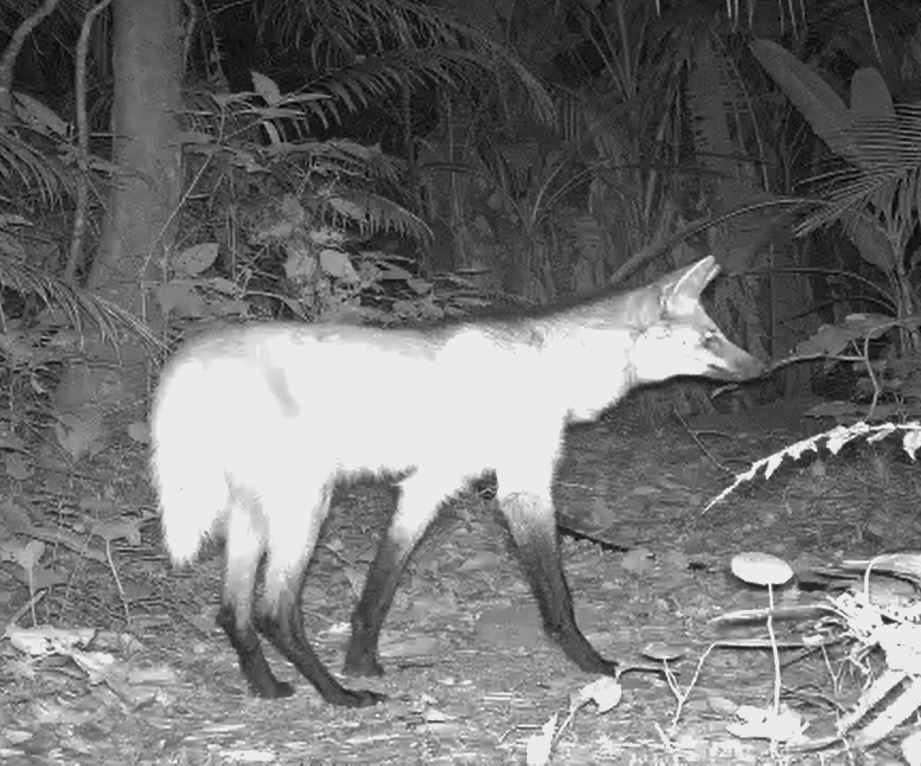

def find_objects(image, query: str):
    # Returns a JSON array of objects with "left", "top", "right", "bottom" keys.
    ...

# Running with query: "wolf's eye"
[{"left": 702, "top": 331, "right": 718, "bottom": 347}]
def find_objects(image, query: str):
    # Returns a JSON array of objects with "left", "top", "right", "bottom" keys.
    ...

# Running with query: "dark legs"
[
  {"left": 344, "top": 468, "right": 462, "bottom": 677},
  {"left": 343, "top": 532, "right": 408, "bottom": 677},
  {"left": 220, "top": 484, "right": 385, "bottom": 706},
  {"left": 217, "top": 603, "right": 294, "bottom": 699},
  {"left": 218, "top": 496, "right": 294, "bottom": 698},
  {"left": 256, "top": 582, "right": 386, "bottom": 707},
  {"left": 498, "top": 490, "right": 618, "bottom": 676},
  {"left": 344, "top": 460, "right": 618, "bottom": 680},
  {"left": 216, "top": 454, "right": 616, "bottom": 703}
]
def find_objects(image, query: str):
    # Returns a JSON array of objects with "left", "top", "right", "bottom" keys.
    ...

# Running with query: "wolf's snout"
[{"left": 726, "top": 353, "right": 766, "bottom": 380}]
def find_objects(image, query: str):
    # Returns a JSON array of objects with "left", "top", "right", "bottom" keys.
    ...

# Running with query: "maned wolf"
[{"left": 151, "top": 255, "right": 764, "bottom": 707}]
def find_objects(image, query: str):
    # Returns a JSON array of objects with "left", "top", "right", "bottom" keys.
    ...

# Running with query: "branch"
[
  {"left": 66, "top": 0, "right": 115, "bottom": 284},
  {"left": 0, "top": 0, "right": 64, "bottom": 125}
]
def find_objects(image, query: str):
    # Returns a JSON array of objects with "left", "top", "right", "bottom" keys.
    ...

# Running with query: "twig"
[
  {"left": 6, "top": 589, "right": 47, "bottom": 629},
  {"left": 104, "top": 538, "right": 132, "bottom": 627},
  {"left": 66, "top": 0, "right": 115, "bottom": 283},
  {"left": 672, "top": 409, "right": 731, "bottom": 472}
]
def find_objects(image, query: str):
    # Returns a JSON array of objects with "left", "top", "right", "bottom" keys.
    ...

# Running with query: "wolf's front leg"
[{"left": 498, "top": 487, "right": 618, "bottom": 676}]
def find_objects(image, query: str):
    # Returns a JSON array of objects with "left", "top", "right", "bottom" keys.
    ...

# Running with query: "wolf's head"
[
  {"left": 543, "top": 256, "right": 765, "bottom": 423},
  {"left": 627, "top": 256, "right": 765, "bottom": 383}
]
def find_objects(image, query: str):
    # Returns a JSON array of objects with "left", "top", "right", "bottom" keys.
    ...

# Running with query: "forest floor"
[{"left": 1, "top": 393, "right": 920, "bottom": 764}]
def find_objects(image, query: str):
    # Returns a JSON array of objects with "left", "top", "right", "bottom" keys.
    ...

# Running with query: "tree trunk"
[
  {"left": 91, "top": 0, "right": 182, "bottom": 307},
  {"left": 54, "top": 0, "right": 183, "bottom": 458}
]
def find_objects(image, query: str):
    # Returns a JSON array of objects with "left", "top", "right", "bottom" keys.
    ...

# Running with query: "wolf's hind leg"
[
  {"left": 258, "top": 480, "right": 386, "bottom": 707},
  {"left": 344, "top": 467, "right": 469, "bottom": 677}
]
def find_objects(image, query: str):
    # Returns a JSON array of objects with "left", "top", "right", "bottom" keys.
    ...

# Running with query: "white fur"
[
  {"left": 151, "top": 256, "right": 757, "bottom": 604},
  {"left": 151, "top": 323, "right": 579, "bottom": 573}
]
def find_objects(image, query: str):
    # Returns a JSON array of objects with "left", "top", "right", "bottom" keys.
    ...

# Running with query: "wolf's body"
[{"left": 151, "top": 255, "right": 764, "bottom": 707}]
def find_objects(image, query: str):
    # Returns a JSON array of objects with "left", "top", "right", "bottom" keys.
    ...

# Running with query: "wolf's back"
[{"left": 151, "top": 323, "right": 451, "bottom": 566}]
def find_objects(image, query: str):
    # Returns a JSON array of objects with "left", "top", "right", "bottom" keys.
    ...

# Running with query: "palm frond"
[
  {"left": 252, "top": 0, "right": 554, "bottom": 125},
  {"left": 328, "top": 188, "right": 431, "bottom": 240},
  {"left": 0, "top": 127, "right": 70, "bottom": 207},
  {"left": 796, "top": 104, "right": 921, "bottom": 236},
  {"left": 0, "top": 255, "right": 162, "bottom": 351}
]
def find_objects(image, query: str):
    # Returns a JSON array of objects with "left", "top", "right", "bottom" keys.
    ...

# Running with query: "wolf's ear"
[
  {"left": 672, "top": 256, "right": 719, "bottom": 295},
  {"left": 657, "top": 256, "right": 720, "bottom": 314}
]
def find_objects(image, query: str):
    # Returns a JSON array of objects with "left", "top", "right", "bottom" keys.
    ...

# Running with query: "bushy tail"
[{"left": 151, "top": 357, "right": 230, "bottom": 566}]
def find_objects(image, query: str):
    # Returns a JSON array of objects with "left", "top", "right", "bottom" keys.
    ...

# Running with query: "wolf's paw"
[
  {"left": 336, "top": 686, "right": 388, "bottom": 707},
  {"left": 343, "top": 649, "right": 385, "bottom": 678}
]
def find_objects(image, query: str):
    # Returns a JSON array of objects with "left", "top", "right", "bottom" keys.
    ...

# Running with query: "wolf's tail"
[{"left": 151, "top": 355, "right": 230, "bottom": 565}]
